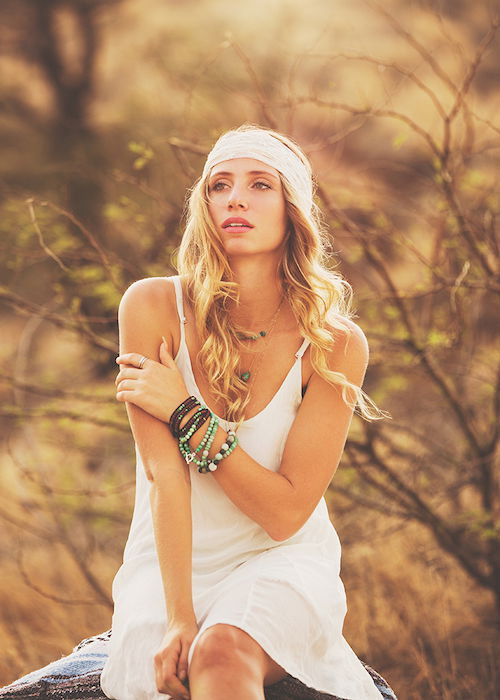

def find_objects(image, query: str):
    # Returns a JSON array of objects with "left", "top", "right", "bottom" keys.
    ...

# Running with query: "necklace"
[{"left": 236, "top": 298, "right": 284, "bottom": 382}]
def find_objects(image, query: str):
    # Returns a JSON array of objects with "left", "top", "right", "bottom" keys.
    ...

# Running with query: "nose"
[{"left": 227, "top": 186, "right": 248, "bottom": 210}]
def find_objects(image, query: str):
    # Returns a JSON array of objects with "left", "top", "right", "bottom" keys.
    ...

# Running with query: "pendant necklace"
[{"left": 234, "top": 297, "right": 285, "bottom": 383}]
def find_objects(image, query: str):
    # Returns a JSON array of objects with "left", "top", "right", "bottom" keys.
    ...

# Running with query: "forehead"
[{"left": 209, "top": 157, "right": 280, "bottom": 180}]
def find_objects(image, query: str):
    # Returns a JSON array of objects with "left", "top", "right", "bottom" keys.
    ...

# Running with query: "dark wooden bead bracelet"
[
  {"left": 170, "top": 395, "right": 201, "bottom": 438},
  {"left": 178, "top": 407, "right": 211, "bottom": 439}
]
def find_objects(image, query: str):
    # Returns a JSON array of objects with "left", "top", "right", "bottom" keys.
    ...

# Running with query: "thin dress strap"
[
  {"left": 171, "top": 275, "right": 187, "bottom": 343},
  {"left": 295, "top": 337, "right": 310, "bottom": 359}
]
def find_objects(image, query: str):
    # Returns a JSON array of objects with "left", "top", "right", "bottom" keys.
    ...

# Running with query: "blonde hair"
[{"left": 175, "top": 124, "right": 389, "bottom": 427}]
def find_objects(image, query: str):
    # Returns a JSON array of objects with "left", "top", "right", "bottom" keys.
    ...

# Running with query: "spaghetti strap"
[
  {"left": 295, "top": 337, "right": 310, "bottom": 359},
  {"left": 170, "top": 275, "right": 187, "bottom": 344}
]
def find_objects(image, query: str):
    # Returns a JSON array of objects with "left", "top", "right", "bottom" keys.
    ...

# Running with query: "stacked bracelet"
[
  {"left": 179, "top": 415, "right": 220, "bottom": 472},
  {"left": 168, "top": 397, "right": 239, "bottom": 475},
  {"left": 204, "top": 429, "right": 238, "bottom": 473},
  {"left": 178, "top": 407, "right": 211, "bottom": 439},
  {"left": 170, "top": 395, "right": 201, "bottom": 438}
]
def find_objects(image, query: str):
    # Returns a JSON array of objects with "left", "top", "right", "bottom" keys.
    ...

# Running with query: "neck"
[{"left": 228, "top": 257, "right": 285, "bottom": 327}]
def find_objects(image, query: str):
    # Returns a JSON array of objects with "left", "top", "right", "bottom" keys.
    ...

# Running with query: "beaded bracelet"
[
  {"left": 179, "top": 415, "right": 220, "bottom": 472},
  {"left": 194, "top": 413, "right": 219, "bottom": 456},
  {"left": 170, "top": 396, "right": 201, "bottom": 438},
  {"left": 178, "top": 408, "right": 211, "bottom": 446},
  {"left": 203, "top": 429, "right": 238, "bottom": 473},
  {"left": 179, "top": 430, "right": 239, "bottom": 474},
  {"left": 169, "top": 396, "right": 201, "bottom": 430},
  {"left": 178, "top": 407, "right": 211, "bottom": 439}
]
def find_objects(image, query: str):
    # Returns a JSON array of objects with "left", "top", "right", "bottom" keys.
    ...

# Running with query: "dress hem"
[{"left": 187, "top": 617, "right": 382, "bottom": 700}]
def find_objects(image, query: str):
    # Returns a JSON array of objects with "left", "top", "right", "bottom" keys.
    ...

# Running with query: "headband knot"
[{"left": 202, "top": 128, "right": 313, "bottom": 214}]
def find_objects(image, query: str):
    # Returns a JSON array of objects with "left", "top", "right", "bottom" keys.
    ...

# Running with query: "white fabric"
[
  {"left": 100, "top": 275, "right": 383, "bottom": 700},
  {"left": 202, "top": 128, "right": 314, "bottom": 215}
]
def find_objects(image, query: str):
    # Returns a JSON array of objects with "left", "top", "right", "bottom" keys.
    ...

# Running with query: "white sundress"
[{"left": 100, "top": 274, "right": 383, "bottom": 700}]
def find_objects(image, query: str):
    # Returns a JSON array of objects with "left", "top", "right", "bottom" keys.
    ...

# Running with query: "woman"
[{"left": 102, "top": 124, "right": 392, "bottom": 700}]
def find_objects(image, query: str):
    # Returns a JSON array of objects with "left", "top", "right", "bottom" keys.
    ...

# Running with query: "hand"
[
  {"left": 115, "top": 337, "right": 190, "bottom": 422},
  {"left": 154, "top": 619, "right": 199, "bottom": 699}
]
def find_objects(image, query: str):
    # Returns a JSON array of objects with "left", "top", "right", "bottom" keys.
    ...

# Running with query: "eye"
[
  {"left": 253, "top": 181, "right": 271, "bottom": 190},
  {"left": 209, "top": 181, "right": 228, "bottom": 192}
]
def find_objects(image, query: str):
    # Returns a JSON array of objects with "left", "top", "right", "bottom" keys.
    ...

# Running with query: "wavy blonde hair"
[{"left": 175, "top": 124, "right": 390, "bottom": 427}]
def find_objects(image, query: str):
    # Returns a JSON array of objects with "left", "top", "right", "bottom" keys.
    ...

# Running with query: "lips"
[{"left": 222, "top": 217, "right": 254, "bottom": 230}]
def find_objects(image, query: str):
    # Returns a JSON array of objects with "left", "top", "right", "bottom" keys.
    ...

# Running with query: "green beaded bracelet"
[
  {"left": 177, "top": 413, "right": 238, "bottom": 474},
  {"left": 179, "top": 412, "right": 219, "bottom": 470},
  {"left": 203, "top": 429, "right": 238, "bottom": 473}
]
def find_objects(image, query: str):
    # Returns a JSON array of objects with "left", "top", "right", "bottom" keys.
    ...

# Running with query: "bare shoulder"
[
  {"left": 308, "top": 316, "right": 369, "bottom": 389},
  {"left": 327, "top": 316, "right": 369, "bottom": 363},
  {"left": 118, "top": 275, "right": 180, "bottom": 355},
  {"left": 119, "top": 275, "right": 176, "bottom": 311},
  {"left": 118, "top": 275, "right": 180, "bottom": 327}
]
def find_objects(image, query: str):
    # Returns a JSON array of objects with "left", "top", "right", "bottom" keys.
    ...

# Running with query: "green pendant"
[
  {"left": 240, "top": 371, "right": 251, "bottom": 382},
  {"left": 237, "top": 330, "right": 267, "bottom": 341}
]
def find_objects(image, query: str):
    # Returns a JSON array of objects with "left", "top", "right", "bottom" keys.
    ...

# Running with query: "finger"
[
  {"left": 177, "top": 638, "right": 190, "bottom": 686},
  {"left": 115, "top": 353, "right": 145, "bottom": 366},
  {"left": 160, "top": 337, "right": 176, "bottom": 368},
  {"left": 116, "top": 379, "right": 135, "bottom": 392},
  {"left": 114, "top": 368, "right": 137, "bottom": 386},
  {"left": 159, "top": 655, "right": 189, "bottom": 699},
  {"left": 159, "top": 339, "right": 169, "bottom": 365},
  {"left": 116, "top": 388, "right": 133, "bottom": 402}
]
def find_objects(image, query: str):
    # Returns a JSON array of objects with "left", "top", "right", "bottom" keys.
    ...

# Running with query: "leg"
[{"left": 189, "top": 623, "right": 287, "bottom": 700}]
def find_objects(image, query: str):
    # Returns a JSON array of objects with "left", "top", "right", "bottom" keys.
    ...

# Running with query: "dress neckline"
[
  {"left": 174, "top": 335, "right": 304, "bottom": 427},
  {"left": 170, "top": 275, "right": 309, "bottom": 426}
]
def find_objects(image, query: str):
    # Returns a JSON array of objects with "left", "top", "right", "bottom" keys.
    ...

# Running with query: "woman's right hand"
[{"left": 154, "top": 619, "right": 199, "bottom": 699}]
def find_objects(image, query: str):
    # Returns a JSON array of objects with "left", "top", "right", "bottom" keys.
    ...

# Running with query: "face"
[{"left": 207, "top": 158, "right": 288, "bottom": 258}]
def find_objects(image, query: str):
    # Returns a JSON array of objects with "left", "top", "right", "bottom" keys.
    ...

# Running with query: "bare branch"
[
  {"left": 363, "top": 0, "right": 458, "bottom": 95},
  {"left": 0, "top": 286, "right": 117, "bottom": 352},
  {"left": 0, "top": 370, "right": 116, "bottom": 403},
  {"left": 228, "top": 39, "right": 279, "bottom": 129},
  {"left": 0, "top": 405, "right": 128, "bottom": 432},
  {"left": 291, "top": 95, "right": 442, "bottom": 156},
  {"left": 26, "top": 197, "right": 71, "bottom": 272},
  {"left": 301, "top": 51, "right": 447, "bottom": 120},
  {"left": 33, "top": 198, "right": 123, "bottom": 292}
]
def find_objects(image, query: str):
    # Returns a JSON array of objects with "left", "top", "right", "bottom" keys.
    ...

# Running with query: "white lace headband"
[{"left": 202, "top": 129, "right": 314, "bottom": 214}]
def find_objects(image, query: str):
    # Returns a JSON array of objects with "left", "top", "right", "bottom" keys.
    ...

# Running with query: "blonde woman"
[{"left": 102, "top": 125, "right": 395, "bottom": 700}]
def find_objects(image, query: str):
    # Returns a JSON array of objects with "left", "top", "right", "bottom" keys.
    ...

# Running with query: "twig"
[
  {"left": 0, "top": 405, "right": 129, "bottom": 432},
  {"left": 26, "top": 198, "right": 71, "bottom": 272}
]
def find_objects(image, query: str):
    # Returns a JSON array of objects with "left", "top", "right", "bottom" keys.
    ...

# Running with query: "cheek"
[
  {"left": 207, "top": 200, "right": 219, "bottom": 222},
  {"left": 274, "top": 200, "right": 288, "bottom": 232}
]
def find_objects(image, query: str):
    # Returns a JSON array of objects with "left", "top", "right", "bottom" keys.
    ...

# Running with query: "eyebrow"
[{"left": 209, "top": 170, "right": 280, "bottom": 181}]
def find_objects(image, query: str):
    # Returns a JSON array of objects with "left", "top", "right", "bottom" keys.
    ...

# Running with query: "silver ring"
[{"left": 138, "top": 355, "right": 148, "bottom": 369}]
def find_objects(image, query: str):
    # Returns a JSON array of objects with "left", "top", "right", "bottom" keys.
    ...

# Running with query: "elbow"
[
  {"left": 268, "top": 529, "right": 290, "bottom": 543},
  {"left": 266, "top": 513, "right": 303, "bottom": 543}
]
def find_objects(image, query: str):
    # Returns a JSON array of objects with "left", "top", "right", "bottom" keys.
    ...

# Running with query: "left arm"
[{"left": 207, "top": 321, "right": 369, "bottom": 541}]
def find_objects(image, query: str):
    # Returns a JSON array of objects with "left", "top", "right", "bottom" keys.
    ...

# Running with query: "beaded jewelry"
[
  {"left": 170, "top": 395, "right": 201, "bottom": 438},
  {"left": 179, "top": 418, "right": 222, "bottom": 472},
  {"left": 178, "top": 407, "right": 211, "bottom": 439},
  {"left": 204, "top": 429, "right": 238, "bottom": 473}
]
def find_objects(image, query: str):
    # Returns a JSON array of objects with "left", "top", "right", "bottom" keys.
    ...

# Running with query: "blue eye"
[{"left": 210, "top": 181, "right": 227, "bottom": 191}]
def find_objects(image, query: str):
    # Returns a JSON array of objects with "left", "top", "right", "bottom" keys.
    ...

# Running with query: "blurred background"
[{"left": 0, "top": 0, "right": 499, "bottom": 698}]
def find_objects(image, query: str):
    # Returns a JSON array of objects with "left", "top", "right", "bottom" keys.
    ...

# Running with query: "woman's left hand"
[{"left": 115, "top": 337, "right": 190, "bottom": 423}]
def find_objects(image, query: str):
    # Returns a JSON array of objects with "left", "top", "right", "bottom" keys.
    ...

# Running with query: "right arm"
[{"left": 117, "top": 278, "right": 196, "bottom": 698}]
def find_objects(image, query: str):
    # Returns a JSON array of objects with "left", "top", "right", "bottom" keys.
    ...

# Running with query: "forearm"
[
  {"left": 149, "top": 467, "right": 196, "bottom": 624},
  {"left": 190, "top": 421, "right": 296, "bottom": 541}
]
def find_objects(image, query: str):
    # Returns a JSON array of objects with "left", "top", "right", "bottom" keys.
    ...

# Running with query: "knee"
[{"left": 191, "top": 624, "right": 258, "bottom": 671}]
